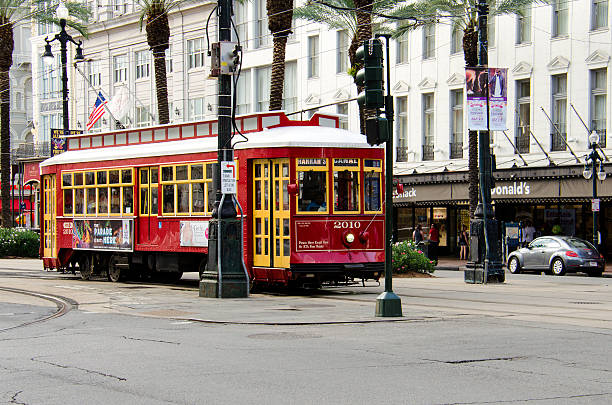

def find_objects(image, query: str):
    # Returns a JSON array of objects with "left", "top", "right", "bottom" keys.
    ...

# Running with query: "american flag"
[{"left": 86, "top": 92, "right": 107, "bottom": 130}]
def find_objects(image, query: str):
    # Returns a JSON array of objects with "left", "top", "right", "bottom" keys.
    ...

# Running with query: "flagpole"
[{"left": 74, "top": 63, "right": 121, "bottom": 127}]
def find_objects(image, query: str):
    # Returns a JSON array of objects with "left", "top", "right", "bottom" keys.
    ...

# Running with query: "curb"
[{"left": 435, "top": 265, "right": 612, "bottom": 278}]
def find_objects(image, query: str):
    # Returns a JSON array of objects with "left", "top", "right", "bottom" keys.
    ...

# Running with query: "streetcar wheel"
[
  {"left": 78, "top": 255, "right": 92, "bottom": 281},
  {"left": 508, "top": 257, "right": 521, "bottom": 274},
  {"left": 108, "top": 255, "right": 126, "bottom": 282},
  {"left": 551, "top": 258, "right": 566, "bottom": 276}
]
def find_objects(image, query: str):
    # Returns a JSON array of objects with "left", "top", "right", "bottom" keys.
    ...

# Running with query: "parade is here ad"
[{"left": 73, "top": 219, "right": 133, "bottom": 251}]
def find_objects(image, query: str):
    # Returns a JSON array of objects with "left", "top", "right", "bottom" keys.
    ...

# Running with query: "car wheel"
[
  {"left": 550, "top": 258, "right": 566, "bottom": 276},
  {"left": 508, "top": 257, "right": 521, "bottom": 274},
  {"left": 78, "top": 255, "right": 92, "bottom": 281}
]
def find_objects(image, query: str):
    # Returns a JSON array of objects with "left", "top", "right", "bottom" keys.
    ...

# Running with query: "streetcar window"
[
  {"left": 162, "top": 166, "right": 173, "bottom": 182},
  {"left": 74, "top": 172, "right": 83, "bottom": 186},
  {"left": 192, "top": 182, "right": 205, "bottom": 213},
  {"left": 75, "top": 189, "right": 84, "bottom": 214},
  {"left": 140, "top": 169, "right": 148, "bottom": 185},
  {"left": 177, "top": 184, "right": 189, "bottom": 213},
  {"left": 85, "top": 172, "right": 95, "bottom": 186},
  {"left": 163, "top": 185, "right": 174, "bottom": 214},
  {"left": 364, "top": 171, "right": 381, "bottom": 212},
  {"left": 151, "top": 186, "right": 158, "bottom": 214},
  {"left": 63, "top": 189, "right": 73, "bottom": 215},
  {"left": 334, "top": 170, "right": 359, "bottom": 212},
  {"left": 140, "top": 188, "right": 148, "bottom": 215},
  {"left": 297, "top": 171, "right": 327, "bottom": 212},
  {"left": 191, "top": 164, "right": 203, "bottom": 180},
  {"left": 87, "top": 189, "right": 96, "bottom": 214},
  {"left": 109, "top": 170, "right": 120, "bottom": 184},
  {"left": 176, "top": 165, "right": 188, "bottom": 181},
  {"left": 98, "top": 188, "right": 108, "bottom": 215},
  {"left": 207, "top": 183, "right": 216, "bottom": 212},
  {"left": 62, "top": 173, "right": 72, "bottom": 187},
  {"left": 151, "top": 168, "right": 159, "bottom": 183},
  {"left": 97, "top": 171, "right": 107, "bottom": 185},
  {"left": 122, "top": 169, "right": 132, "bottom": 184},
  {"left": 110, "top": 187, "right": 121, "bottom": 213},
  {"left": 123, "top": 187, "right": 133, "bottom": 214}
]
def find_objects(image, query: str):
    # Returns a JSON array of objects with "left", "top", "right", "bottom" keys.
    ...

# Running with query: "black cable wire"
[
  {"left": 205, "top": 5, "right": 219, "bottom": 56},
  {"left": 230, "top": 15, "right": 248, "bottom": 148}
]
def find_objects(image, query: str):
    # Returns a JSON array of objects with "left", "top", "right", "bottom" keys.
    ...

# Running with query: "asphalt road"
[{"left": 2, "top": 259, "right": 612, "bottom": 404}]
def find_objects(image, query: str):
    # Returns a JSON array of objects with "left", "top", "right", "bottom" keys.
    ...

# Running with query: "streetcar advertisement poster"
[
  {"left": 72, "top": 219, "right": 133, "bottom": 251},
  {"left": 180, "top": 221, "right": 209, "bottom": 247}
]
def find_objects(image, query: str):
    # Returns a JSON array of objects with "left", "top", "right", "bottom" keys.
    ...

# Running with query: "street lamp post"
[
  {"left": 42, "top": 2, "right": 84, "bottom": 134},
  {"left": 583, "top": 131, "right": 607, "bottom": 249}
]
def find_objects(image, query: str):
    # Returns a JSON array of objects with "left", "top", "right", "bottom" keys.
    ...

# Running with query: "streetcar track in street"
[{"left": 0, "top": 287, "right": 77, "bottom": 333}]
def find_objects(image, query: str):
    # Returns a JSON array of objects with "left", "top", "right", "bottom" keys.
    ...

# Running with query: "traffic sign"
[
  {"left": 592, "top": 198, "right": 600, "bottom": 212},
  {"left": 221, "top": 161, "right": 236, "bottom": 194}
]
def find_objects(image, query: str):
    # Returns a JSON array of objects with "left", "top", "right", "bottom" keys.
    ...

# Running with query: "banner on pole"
[
  {"left": 466, "top": 67, "right": 488, "bottom": 130},
  {"left": 51, "top": 129, "right": 83, "bottom": 156},
  {"left": 488, "top": 68, "right": 508, "bottom": 131}
]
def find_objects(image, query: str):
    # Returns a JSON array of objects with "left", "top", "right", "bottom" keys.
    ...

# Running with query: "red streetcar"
[{"left": 40, "top": 111, "right": 385, "bottom": 287}]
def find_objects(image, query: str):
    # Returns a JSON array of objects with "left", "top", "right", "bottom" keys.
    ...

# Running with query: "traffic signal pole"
[{"left": 200, "top": 0, "right": 249, "bottom": 298}]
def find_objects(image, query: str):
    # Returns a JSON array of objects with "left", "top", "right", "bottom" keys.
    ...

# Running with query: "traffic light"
[
  {"left": 355, "top": 39, "right": 384, "bottom": 109},
  {"left": 366, "top": 116, "right": 388, "bottom": 146}
]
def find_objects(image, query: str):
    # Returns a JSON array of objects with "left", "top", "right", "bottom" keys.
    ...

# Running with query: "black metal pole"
[
  {"left": 60, "top": 19, "right": 69, "bottom": 133},
  {"left": 592, "top": 147, "right": 598, "bottom": 248}
]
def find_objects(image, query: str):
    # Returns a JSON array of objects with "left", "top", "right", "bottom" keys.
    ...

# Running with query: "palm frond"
[{"left": 491, "top": 0, "right": 550, "bottom": 16}]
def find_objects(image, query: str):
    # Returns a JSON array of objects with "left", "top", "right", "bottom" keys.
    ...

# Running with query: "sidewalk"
[{"left": 434, "top": 256, "right": 612, "bottom": 277}]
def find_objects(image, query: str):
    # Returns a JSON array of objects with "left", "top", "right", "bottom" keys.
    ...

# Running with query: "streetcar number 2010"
[{"left": 333, "top": 221, "right": 361, "bottom": 229}]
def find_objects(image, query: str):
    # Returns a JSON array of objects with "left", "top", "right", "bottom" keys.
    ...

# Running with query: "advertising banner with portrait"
[
  {"left": 488, "top": 68, "right": 508, "bottom": 130},
  {"left": 72, "top": 218, "right": 133, "bottom": 251},
  {"left": 466, "top": 67, "right": 488, "bottom": 130},
  {"left": 180, "top": 221, "right": 209, "bottom": 247}
]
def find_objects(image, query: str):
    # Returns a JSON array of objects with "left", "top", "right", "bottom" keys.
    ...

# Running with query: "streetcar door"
[
  {"left": 42, "top": 174, "right": 56, "bottom": 258},
  {"left": 252, "top": 159, "right": 290, "bottom": 268},
  {"left": 138, "top": 167, "right": 159, "bottom": 245}
]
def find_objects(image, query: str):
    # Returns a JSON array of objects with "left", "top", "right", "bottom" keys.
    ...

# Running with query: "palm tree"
[
  {"left": 0, "top": 1, "right": 89, "bottom": 227},
  {"left": 267, "top": 0, "right": 293, "bottom": 111},
  {"left": 392, "top": 0, "right": 546, "bottom": 216},
  {"left": 137, "top": 0, "right": 181, "bottom": 125},
  {"left": 293, "top": 0, "right": 396, "bottom": 131}
]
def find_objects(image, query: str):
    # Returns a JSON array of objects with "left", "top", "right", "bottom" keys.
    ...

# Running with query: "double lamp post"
[
  {"left": 582, "top": 130, "right": 607, "bottom": 249},
  {"left": 41, "top": 2, "right": 84, "bottom": 134}
]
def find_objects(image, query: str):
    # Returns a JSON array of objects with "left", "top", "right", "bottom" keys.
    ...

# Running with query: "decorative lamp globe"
[
  {"left": 598, "top": 163, "right": 606, "bottom": 181},
  {"left": 589, "top": 131, "right": 600, "bottom": 146},
  {"left": 583, "top": 165, "right": 593, "bottom": 180},
  {"left": 42, "top": 43, "right": 54, "bottom": 66},
  {"left": 56, "top": 2, "right": 69, "bottom": 20}
]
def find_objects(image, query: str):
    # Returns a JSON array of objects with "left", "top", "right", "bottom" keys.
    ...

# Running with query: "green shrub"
[
  {"left": 392, "top": 240, "right": 435, "bottom": 274},
  {"left": 0, "top": 228, "right": 40, "bottom": 258}
]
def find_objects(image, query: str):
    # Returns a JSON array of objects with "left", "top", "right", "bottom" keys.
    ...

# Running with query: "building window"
[
  {"left": 516, "top": 79, "right": 531, "bottom": 153},
  {"left": 337, "top": 103, "right": 349, "bottom": 130},
  {"left": 14, "top": 92, "right": 22, "bottom": 110},
  {"left": 135, "top": 106, "right": 151, "bottom": 127},
  {"left": 189, "top": 97, "right": 205, "bottom": 121},
  {"left": 113, "top": 0, "right": 129, "bottom": 14},
  {"left": 516, "top": 7, "right": 531, "bottom": 44},
  {"left": 551, "top": 74, "right": 567, "bottom": 151},
  {"left": 552, "top": 0, "right": 569, "bottom": 37},
  {"left": 423, "top": 24, "right": 435, "bottom": 59},
  {"left": 591, "top": 68, "right": 607, "bottom": 147},
  {"left": 337, "top": 30, "right": 349, "bottom": 74},
  {"left": 283, "top": 61, "right": 298, "bottom": 113},
  {"left": 234, "top": 1, "right": 249, "bottom": 49},
  {"left": 396, "top": 97, "right": 408, "bottom": 162},
  {"left": 41, "top": 58, "right": 59, "bottom": 100},
  {"left": 396, "top": 30, "right": 409, "bottom": 63},
  {"left": 308, "top": 35, "right": 319, "bottom": 78},
  {"left": 235, "top": 69, "right": 251, "bottom": 115},
  {"left": 187, "top": 38, "right": 205, "bottom": 69},
  {"left": 165, "top": 47, "right": 173, "bottom": 73},
  {"left": 113, "top": 54, "right": 128, "bottom": 83},
  {"left": 451, "top": 24, "right": 462, "bottom": 54},
  {"left": 422, "top": 93, "right": 434, "bottom": 161},
  {"left": 592, "top": 0, "right": 609, "bottom": 30},
  {"left": 488, "top": 16, "right": 495, "bottom": 48},
  {"left": 255, "top": 66, "right": 271, "bottom": 112},
  {"left": 255, "top": 0, "right": 270, "bottom": 48},
  {"left": 88, "top": 60, "right": 101, "bottom": 87},
  {"left": 135, "top": 50, "right": 150, "bottom": 79},
  {"left": 450, "top": 90, "right": 463, "bottom": 159}
]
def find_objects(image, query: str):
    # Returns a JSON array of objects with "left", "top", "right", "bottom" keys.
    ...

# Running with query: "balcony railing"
[
  {"left": 396, "top": 146, "right": 408, "bottom": 162},
  {"left": 515, "top": 134, "right": 530, "bottom": 154},
  {"left": 422, "top": 144, "right": 434, "bottom": 161},
  {"left": 450, "top": 142, "right": 463, "bottom": 159},
  {"left": 551, "top": 132, "right": 567, "bottom": 152},
  {"left": 11, "top": 142, "right": 50, "bottom": 162}
]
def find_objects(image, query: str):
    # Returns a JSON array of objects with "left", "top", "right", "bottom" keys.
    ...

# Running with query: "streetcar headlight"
[{"left": 345, "top": 233, "right": 355, "bottom": 243}]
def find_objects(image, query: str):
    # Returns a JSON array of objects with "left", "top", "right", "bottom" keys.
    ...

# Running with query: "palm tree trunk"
[
  {"left": 269, "top": 35, "right": 288, "bottom": 111},
  {"left": 353, "top": 0, "right": 374, "bottom": 134},
  {"left": 152, "top": 50, "right": 169, "bottom": 124},
  {"left": 0, "top": 21, "right": 13, "bottom": 227},
  {"left": 463, "top": 21, "right": 479, "bottom": 217}
]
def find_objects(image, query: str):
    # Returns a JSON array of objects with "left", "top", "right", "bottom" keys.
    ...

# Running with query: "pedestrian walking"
[
  {"left": 428, "top": 224, "right": 440, "bottom": 265},
  {"left": 459, "top": 226, "right": 469, "bottom": 260},
  {"left": 413, "top": 224, "right": 424, "bottom": 244}
]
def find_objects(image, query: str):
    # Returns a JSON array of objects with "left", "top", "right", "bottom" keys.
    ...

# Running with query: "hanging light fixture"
[
  {"left": 583, "top": 162, "right": 593, "bottom": 180},
  {"left": 598, "top": 162, "right": 606, "bottom": 181},
  {"left": 42, "top": 43, "right": 54, "bottom": 66}
]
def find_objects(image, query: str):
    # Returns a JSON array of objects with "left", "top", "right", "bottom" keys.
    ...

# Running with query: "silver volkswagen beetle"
[{"left": 507, "top": 236, "right": 605, "bottom": 276}]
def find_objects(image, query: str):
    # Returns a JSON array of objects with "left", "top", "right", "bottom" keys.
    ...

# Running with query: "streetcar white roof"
[{"left": 40, "top": 126, "right": 377, "bottom": 167}]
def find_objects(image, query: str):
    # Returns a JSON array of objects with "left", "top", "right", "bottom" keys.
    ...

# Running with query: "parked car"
[{"left": 507, "top": 236, "right": 605, "bottom": 277}]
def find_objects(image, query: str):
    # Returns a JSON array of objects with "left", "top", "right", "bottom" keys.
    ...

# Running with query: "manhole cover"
[{"left": 248, "top": 332, "right": 322, "bottom": 340}]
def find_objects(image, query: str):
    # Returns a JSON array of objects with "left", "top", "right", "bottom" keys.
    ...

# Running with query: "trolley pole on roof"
[{"left": 199, "top": 0, "right": 249, "bottom": 298}]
